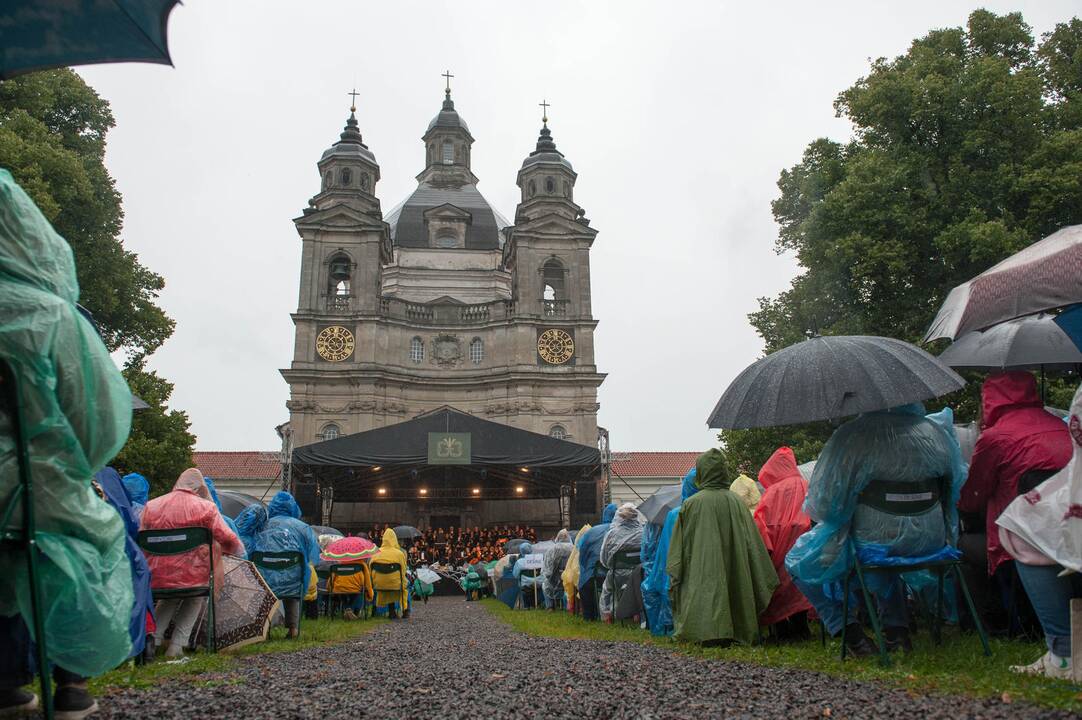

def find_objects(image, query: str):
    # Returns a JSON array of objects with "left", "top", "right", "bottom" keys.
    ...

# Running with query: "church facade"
[{"left": 281, "top": 85, "right": 605, "bottom": 451}]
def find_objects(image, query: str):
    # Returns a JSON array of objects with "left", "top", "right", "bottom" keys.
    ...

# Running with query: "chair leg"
[
  {"left": 854, "top": 563, "right": 890, "bottom": 667},
  {"left": 841, "top": 573, "right": 850, "bottom": 661},
  {"left": 207, "top": 594, "right": 216, "bottom": 654},
  {"left": 933, "top": 568, "right": 944, "bottom": 646},
  {"left": 953, "top": 564, "right": 991, "bottom": 657}
]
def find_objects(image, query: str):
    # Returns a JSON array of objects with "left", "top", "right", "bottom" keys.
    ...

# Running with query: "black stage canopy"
[{"left": 291, "top": 407, "right": 601, "bottom": 510}]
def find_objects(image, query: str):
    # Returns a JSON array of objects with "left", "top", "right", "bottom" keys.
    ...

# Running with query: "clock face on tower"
[
  {"left": 316, "top": 325, "right": 355, "bottom": 362},
  {"left": 537, "top": 328, "right": 575, "bottom": 365}
]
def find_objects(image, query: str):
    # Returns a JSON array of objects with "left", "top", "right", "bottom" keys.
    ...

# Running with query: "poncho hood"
[
  {"left": 681, "top": 468, "right": 698, "bottom": 500},
  {"left": 203, "top": 476, "right": 224, "bottom": 512},
  {"left": 268, "top": 491, "right": 302, "bottom": 519},
  {"left": 982, "top": 371, "right": 1041, "bottom": 429},
  {"left": 731, "top": 474, "right": 761, "bottom": 510},
  {"left": 0, "top": 169, "right": 79, "bottom": 302},
  {"left": 694, "top": 449, "right": 733, "bottom": 490},
  {"left": 554, "top": 528, "right": 571, "bottom": 543},
  {"left": 121, "top": 473, "right": 149, "bottom": 506},
  {"left": 758, "top": 447, "right": 800, "bottom": 490},
  {"left": 174, "top": 468, "right": 209, "bottom": 499},
  {"left": 601, "top": 502, "right": 617, "bottom": 523},
  {"left": 381, "top": 527, "right": 401, "bottom": 550},
  {"left": 235, "top": 503, "right": 269, "bottom": 552}
]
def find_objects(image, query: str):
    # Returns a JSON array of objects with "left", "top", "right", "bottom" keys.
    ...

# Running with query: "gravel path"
[{"left": 97, "top": 597, "right": 1072, "bottom": 719}]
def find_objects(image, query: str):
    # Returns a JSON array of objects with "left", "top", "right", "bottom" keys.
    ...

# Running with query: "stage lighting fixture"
[
  {"left": 419, "top": 488, "right": 428, "bottom": 496},
  {"left": 472, "top": 487, "right": 481, "bottom": 495},
  {"left": 515, "top": 486, "right": 524, "bottom": 494},
  {"left": 377, "top": 487, "right": 387, "bottom": 496}
]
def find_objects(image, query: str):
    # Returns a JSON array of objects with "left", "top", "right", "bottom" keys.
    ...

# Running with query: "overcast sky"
[{"left": 79, "top": 1, "right": 1077, "bottom": 453}]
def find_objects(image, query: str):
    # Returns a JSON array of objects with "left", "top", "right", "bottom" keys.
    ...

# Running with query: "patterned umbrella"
[
  {"left": 189, "top": 556, "right": 279, "bottom": 652},
  {"left": 321, "top": 536, "right": 378, "bottom": 562}
]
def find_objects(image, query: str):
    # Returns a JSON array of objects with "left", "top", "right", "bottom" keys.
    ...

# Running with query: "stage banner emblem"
[{"left": 428, "top": 433, "right": 471, "bottom": 465}]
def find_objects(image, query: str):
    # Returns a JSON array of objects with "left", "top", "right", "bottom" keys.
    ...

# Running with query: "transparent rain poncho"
[
  {"left": 0, "top": 170, "right": 134, "bottom": 676},
  {"left": 599, "top": 503, "right": 646, "bottom": 616},
  {"left": 785, "top": 404, "right": 966, "bottom": 589},
  {"left": 542, "top": 529, "right": 573, "bottom": 605}
]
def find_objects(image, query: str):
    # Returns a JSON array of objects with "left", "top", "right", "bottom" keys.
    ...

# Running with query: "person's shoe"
[
  {"left": 54, "top": 686, "right": 98, "bottom": 720},
  {"left": 842, "top": 624, "right": 877, "bottom": 658},
  {"left": 286, "top": 627, "right": 298, "bottom": 639},
  {"left": 342, "top": 609, "right": 358, "bottom": 621},
  {"left": 141, "top": 635, "right": 156, "bottom": 664},
  {"left": 163, "top": 643, "right": 185, "bottom": 659},
  {"left": 884, "top": 626, "right": 913, "bottom": 653},
  {"left": 0, "top": 688, "right": 38, "bottom": 716},
  {"left": 402, "top": 608, "right": 411, "bottom": 619},
  {"left": 388, "top": 607, "right": 398, "bottom": 619},
  {"left": 1010, "top": 652, "right": 1072, "bottom": 680}
]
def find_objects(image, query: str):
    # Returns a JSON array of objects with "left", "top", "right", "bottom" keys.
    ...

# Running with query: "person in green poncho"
[{"left": 668, "top": 449, "right": 779, "bottom": 645}]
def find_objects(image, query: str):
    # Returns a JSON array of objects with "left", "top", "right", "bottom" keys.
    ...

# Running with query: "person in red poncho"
[
  {"left": 753, "top": 447, "right": 813, "bottom": 639},
  {"left": 141, "top": 468, "right": 244, "bottom": 657}
]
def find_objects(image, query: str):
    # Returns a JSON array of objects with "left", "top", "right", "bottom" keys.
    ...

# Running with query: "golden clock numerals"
[
  {"left": 537, "top": 329, "right": 574, "bottom": 365},
  {"left": 316, "top": 326, "right": 355, "bottom": 362}
]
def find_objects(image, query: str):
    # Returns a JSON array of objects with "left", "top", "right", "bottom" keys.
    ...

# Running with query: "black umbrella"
[
  {"left": 504, "top": 538, "right": 531, "bottom": 555},
  {"left": 217, "top": 491, "right": 264, "bottom": 519},
  {"left": 707, "top": 335, "right": 965, "bottom": 429},
  {"left": 393, "top": 525, "right": 421, "bottom": 542},
  {"left": 1, "top": 0, "right": 181, "bottom": 80},
  {"left": 636, "top": 484, "right": 681, "bottom": 525},
  {"left": 939, "top": 314, "right": 1082, "bottom": 371}
]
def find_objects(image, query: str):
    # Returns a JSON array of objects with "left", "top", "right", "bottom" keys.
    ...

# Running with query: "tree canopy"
[{"left": 723, "top": 11, "right": 1082, "bottom": 472}]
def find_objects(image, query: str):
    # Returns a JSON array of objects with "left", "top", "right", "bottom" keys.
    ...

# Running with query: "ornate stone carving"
[{"left": 431, "top": 334, "right": 462, "bottom": 366}]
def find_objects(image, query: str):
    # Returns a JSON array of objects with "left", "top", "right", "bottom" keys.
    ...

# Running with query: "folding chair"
[
  {"left": 0, "top": 359, "right": 53, "bottom": 719},
  {"left": 327, "top": 563, "right": 367, "bottom": 619},
  {"left": 371, "top": 561, "right": 403, "bottom": 615},
  {"left": 138, "top": 527, "right": 217, "bottom": 652},
  {"left": 611, "top": 548, "right": 643, "bottom": 624},
  {"left": 250, "top": 550, "right": 307, "bottom": 637},
  {"left": 518, "top": 568, "right": 541, "bottom": 608},
  {"left": 841, "top": 477, "right": 991, "bottom": 666}
]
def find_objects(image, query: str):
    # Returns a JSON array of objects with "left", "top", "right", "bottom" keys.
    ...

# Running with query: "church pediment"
[
  {"left": 423, "top": 203, "right": 473, "bottom": 222},
  {"left": 294, "top": 202, "right": 382, "bottom": 230},
  {"left": 511, "top": 214, "right": 597, "bottom": 238}
]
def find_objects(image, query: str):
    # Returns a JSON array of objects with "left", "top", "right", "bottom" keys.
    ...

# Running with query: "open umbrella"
[
  {"left": 924, "top": 224, "right": 1082, "bottom": 343},
  {"left": 938, "top": 314, "right": 1082, "bottom": 371},
  {"left": 416, "top": 567, "right": 441, "bottom": 585},
  {"left": 636, "top": 484, "right": 681, "bottom": 525},
  {"left": 321, "top": 536, "right": 377, "bottom": 563},
  {"left": 1, "top": 0, "right": 181, "bottom": 80},
  {"left": 188, "top": 556, "right": 279, "bottom": 652},
  {"left": 707, "top": 335, "right": 965, "bottom": 429},
  {"left": 393, "top": 525, "right": 421, "bottom": 542},
  {"left": 504, "top": 538, "right": 531, "bottom": 555},
  {"left": 217, "top": 491, "right": 264, "bottom": 519},
  {"left": 311, "top": 525, "right": 343, "bottom": 538}
]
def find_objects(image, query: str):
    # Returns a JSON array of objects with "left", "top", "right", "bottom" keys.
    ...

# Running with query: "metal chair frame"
[
  {"left": 610, "top": 548, "right": 643, "bottom": 623},
  {"left": 326, "top": 563, "right": 367, "bottom": 619},
  {"left": 250, "top": 550, "right": 306, "bottom": 637},
  {"left": 137, "top": 526, "right": 217, "bottom": 653}
]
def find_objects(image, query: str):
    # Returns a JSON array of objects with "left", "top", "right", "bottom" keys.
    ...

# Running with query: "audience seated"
[
  {"left": 373, "top": 523, "right": 541, "bottom": 567},
  {"left": 642, "top": 469, "right": 697, "bottom": 636},
  {"left": 668, "top": 451, "right": 778, "bottom": 645},
  {"left": 599, "top": 504, "right": 646, "bottom": 621},
  {"left": 542, "top": 530, "right": 574, "bottom": 609},
  {"left": 575, "top": 504, "right": 618, "bottom": 621}
]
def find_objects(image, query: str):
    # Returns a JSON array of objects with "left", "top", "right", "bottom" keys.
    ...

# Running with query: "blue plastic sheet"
[
  {"left": 786, "top": 405, "right": 968, "bottom": 588},
  {"left": 641, "top": 468, "right": 697, "bottom": 636}
]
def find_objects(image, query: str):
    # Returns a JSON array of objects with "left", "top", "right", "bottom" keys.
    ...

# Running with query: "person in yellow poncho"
[
  {"left": 730, "top": 474, "right": 762, "bottom": 513},
  {"left": 371, "top": 529, "right": 408, "bottom": 617},
  {"left": 561, "top": 524, "right": 591, "bottom": 613}
]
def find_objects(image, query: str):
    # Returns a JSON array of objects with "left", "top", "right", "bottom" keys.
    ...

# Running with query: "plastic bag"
[{"left": 0, "top": 170, "right": 133, "bottom": 676}]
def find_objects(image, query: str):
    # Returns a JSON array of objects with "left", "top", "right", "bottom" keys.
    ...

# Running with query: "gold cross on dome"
[
  {"left": 442, "top": 70, "right": 454, "bottom": 94},
  {"left": 348, "top": 87, "right": 359, "bottom": 112},
  {"left": 539, "top": 99, "right": 551, "bottom": 124}
]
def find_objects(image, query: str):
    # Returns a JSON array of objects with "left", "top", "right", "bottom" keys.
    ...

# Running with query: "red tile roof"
[
  {"left": 611, "top": 451, "right": 698, "bottom": 478},
  {"left": 193, "top": 451, "right": 281, "bottom": 481}
]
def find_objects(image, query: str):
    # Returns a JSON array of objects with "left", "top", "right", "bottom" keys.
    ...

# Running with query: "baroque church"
[{"left": 280, "top": 81, "right": 605, "bottom": 454}]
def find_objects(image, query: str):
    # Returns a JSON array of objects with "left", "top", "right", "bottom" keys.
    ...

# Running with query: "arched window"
[
  {"left": 323, "top": 171, "right": 332, "bottom": 190},
  {"left": 442, "top": 140, "right": 454, "bottom": 165},
  {"left": 528, "top": 179, "right": 536, "bottom": 197},
  {"left": 545, "top": 176, "right": 556, "bottom": 193},
  {"left": 340, "top": 167, "right": 352, "bottom": 185},
  {"left": 542, "top": 259, "right": 567, "bottom": 315},
  {"left": 410, "top": 337, "right": 425, "bottom": 363},
  {"left": 549, "top": 425, "right": 567, "bottom": 440},
  {"left": 360, "top": 173, "right": 369, "bottom": 190},
  {"left": 321, "top": 423, "right": 340, "bottom": 441},
  {"left": 434, "top": 230, "right": 458, "bottom": 248},
  {"left": 327, "top": 254, "right": 351, "bottom": 310},
  {"left": 470, "top": 337, "right": 484, "bottom": 364}
]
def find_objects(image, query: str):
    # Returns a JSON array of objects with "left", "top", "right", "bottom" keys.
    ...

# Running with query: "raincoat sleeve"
[
  {"left": 209, "top": 509, "right": 244, "bottom": 556},
  {"left": 666, "top": 512, "right": 685, "bottom": 601}
]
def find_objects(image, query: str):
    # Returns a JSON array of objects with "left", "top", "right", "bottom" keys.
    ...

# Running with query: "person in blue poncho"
[
  {"left": 786, "top": 404, "right": 966, "bottom": 657},
  {"left": 641, "top": 468, "right": 697, "bottom": 635},
  {"left": 576, "top": 503, "right": 617, "bottom": 620},
  {"left": 202, "top": 476, "right": 244, "bottom": 556},
  {"left": 94, "top": 468, "right": 156, "bottom": 661},
  {"left": 235, "top": 503, "right": 268, "bottom": 557},
  {"left": 122, "top": 472, "right": 150, "bottom": 523},
  {"left": 248, "top": 491, "right": 320, "bottom": 638}
]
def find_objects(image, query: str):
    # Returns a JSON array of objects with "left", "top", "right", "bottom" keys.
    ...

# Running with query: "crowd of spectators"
[{"left": 368, "top": 524, "right": 538, "bottom": 566}]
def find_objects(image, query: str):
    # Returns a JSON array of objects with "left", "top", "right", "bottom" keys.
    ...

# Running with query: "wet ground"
[{"left": 97, "top": 596, "right": 1074, "bottom": 719}]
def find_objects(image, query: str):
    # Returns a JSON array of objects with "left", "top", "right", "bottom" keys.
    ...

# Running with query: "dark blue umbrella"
[
  {"left": 707, "top": 335, "right": 965, "bottom": 429},
  {"left": 1, "top": 0, "right": 180, "bottom": 80}
]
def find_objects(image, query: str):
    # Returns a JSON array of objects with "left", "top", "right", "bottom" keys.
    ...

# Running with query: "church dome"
[
  {"left": 520, "top": 123, "right": 573, "bottom": 172},
  {"left": 427, "top": 95, "right": 471, "bottom": 134},
  {"left": 321, "top": 111, "right": 377, "bottom": 165}
]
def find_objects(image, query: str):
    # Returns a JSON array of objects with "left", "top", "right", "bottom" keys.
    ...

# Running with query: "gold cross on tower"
[
  {"left": 539, "top": 98, "right": 551, "bottom": 125},
  {"left": 442, "top": 70, "right": 454, "bottom": 95},
  {"left": 348, "top": 87, "right": 359, "bottom": 113}
]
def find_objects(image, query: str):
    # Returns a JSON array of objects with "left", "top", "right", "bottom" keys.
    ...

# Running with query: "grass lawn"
[
  {"left": 482, "top": 599, "right": 1082, "bottom": 711},
  {"left": 89, "top": 616, "right": 385, "bottom": 695}
]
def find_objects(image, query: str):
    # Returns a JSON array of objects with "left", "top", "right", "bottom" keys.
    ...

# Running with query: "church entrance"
[{"left": 290, "top": 406, "right": 602, "bottom": 533}]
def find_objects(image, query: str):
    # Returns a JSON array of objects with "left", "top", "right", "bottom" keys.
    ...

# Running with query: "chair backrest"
[
  {"left": 371, "top": 562, "right": 401, "bottom": 575},
  {"left": 138, "top": 527, "right": 212, "bottom": 556},
  {"left": 251, "top": 550, "right": 304, "bottom": 572},
  {"left": 330, "top": 563, "right": 363, "bottom": 577},
  {"left": 1018, "top": 468, "right": 1059, "bottom": 496},
  {"left": 612, "top": 548, "right": 642, "bottom": 570},
  {"left": 856, "top": 477, "right": 945, "bottom": 517}
]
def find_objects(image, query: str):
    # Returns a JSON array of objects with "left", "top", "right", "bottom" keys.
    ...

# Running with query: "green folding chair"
[
  {"left": 0, "top": 358, "right": 53, "bottom": 719},
  {"left": 327, "top": 563, "right": 366, "bottom": 619},
  {"left": 250, "top": 550, "right": 306, "bottom": 638},
  {"left": 138, "top": 527, "right": 217, "bottom": 653},
  {"left": 371, "top": 561, "right": 403, "bottom": 614},
  {"left": 841, "top": 477, "right": 991, "bottom": 667}
]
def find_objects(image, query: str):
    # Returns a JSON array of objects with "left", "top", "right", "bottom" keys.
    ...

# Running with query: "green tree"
[
  {"left": 724, "top": 11, "right": 1082, "bottom": 472},
  {"left": 113, "top": 361, "right": 195, "bottom": 497},
  {"left": 0, "top": 70, "right": 194, "bottom": 488}
]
